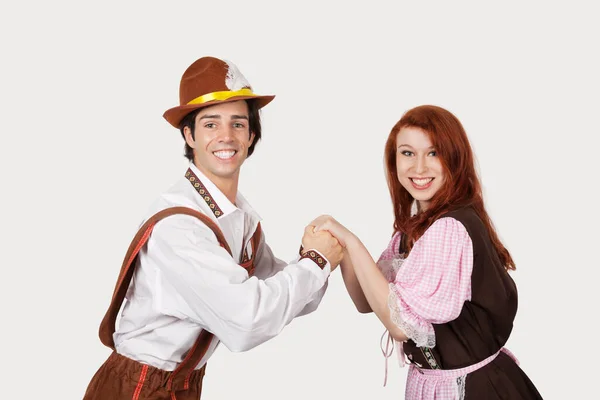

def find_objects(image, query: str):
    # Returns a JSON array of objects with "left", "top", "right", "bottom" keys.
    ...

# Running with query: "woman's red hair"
[{"left": 384, "top": 105, "right": 515, "bottom": 271}]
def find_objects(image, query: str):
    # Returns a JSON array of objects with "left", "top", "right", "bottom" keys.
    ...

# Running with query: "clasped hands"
[{"left": 301, "top": 215, "right": 352, "bottom": 270}]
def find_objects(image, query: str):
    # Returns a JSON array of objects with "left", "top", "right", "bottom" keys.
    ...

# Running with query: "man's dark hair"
[{"left": 179, "top": 99, "right": 262, "bottom": 161}]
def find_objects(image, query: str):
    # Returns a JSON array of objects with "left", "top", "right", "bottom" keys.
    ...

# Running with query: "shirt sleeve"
[
  {"left": 387, "top": 217, "right": 473, "bottom": 348},
  {"left": 144, "top": 214, "right": 331, "bottom": 352},
  {"left": 252, "top": 232, "right": 329, "bottom": 317}
]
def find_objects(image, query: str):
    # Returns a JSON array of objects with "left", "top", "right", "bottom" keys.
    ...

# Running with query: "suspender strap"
[
  {"left": 97, "top": 207, "right": 232, "bottom": 392},
  {"left": 252, "top": 223, "right": 262, "bottom": 256},
  {"left": 240, "top": 222, "right": 262, "bottom": 274}
]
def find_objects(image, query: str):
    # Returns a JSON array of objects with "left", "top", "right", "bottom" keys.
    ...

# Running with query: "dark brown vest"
[{"left": 402, "top": 207, "right": 518, "bottom": 370}]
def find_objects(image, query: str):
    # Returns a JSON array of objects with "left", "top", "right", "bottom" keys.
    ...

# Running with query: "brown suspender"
[
  {"left": 98, "top": 206, "right": 261, "bottom": 392},
  {"left": 241, "top": 222, "right": 262, "bottom": 275}
]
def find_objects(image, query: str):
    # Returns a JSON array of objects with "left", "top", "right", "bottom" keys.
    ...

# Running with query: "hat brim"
[{"left": 163, "top": 94, "right": 275, "bottom": 129}]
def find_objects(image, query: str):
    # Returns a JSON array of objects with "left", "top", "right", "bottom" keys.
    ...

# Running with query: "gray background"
[{"left": 1, "top": 1, "right": 597, "bottom": 398}]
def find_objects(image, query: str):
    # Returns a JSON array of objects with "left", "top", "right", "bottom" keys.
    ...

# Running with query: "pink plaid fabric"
[
  {"left": 377, "top": 217, "right": 473, "bottom": 346},
  {"left": 376, "top": 217, "right": 474, "bottom": 398},
  {"left": 405, "top": 348, "right": 519, "bottom": 399},
  {"left": 378, "top": 230, "right": 402, "bottom": 263}
]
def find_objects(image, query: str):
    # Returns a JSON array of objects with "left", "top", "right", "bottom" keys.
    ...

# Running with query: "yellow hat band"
[{"left": 186, "top": 88, "right": 256, "bottom": 105}]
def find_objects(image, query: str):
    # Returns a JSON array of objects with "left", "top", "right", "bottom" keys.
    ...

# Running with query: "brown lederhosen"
[{"left": 83, "top": 206, "right": 262, "bottom": 400}]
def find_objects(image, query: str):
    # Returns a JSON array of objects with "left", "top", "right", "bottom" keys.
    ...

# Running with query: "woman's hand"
[{"left": 309, "top": 215, "right": 355, "bottom": 248}]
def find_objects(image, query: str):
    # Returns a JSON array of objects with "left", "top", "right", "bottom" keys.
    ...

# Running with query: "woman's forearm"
[
  {"left": 340, "top": 255, "right": 372, "bottom": 313},
  {"left": 345, "top": 235, "right": 408, "bottom": 342}
]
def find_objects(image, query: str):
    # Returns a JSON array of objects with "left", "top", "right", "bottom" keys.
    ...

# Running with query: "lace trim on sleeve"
[
  {"left": 387, "top": 282, "right": 436, "bottom": 348},
  {"left": 377, "top": 253, "right": 405, "bottom": 281}
]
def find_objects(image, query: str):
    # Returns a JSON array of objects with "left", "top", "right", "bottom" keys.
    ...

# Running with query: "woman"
[{"left": 311, "top": 105, "right": 542, "bottom": 399}]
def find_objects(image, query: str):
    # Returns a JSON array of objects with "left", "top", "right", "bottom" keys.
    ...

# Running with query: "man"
[{"left": 83, "top": 56, "right": 343, "bottom": 400}]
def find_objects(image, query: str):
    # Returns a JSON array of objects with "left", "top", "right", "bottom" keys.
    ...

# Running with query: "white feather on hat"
[{"left": 224, "top": 59, "right": 251, "bottom": 91}]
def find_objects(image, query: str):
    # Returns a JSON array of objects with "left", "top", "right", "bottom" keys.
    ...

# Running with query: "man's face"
[{"left": 184, "top": 100, "right": 254, "bottom": 185}]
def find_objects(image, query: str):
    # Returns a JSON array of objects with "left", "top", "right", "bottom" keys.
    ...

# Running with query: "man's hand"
[
  {"left": 310, "top": 215, "right": 354, "bottom": 247},
  {"left": 301, "top": 226, "right": 344, "bottom": 271}
]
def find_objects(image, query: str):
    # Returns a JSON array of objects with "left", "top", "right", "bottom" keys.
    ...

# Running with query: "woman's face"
[{"left": 395, "top": 127, "right": 445, "bottom": 211}]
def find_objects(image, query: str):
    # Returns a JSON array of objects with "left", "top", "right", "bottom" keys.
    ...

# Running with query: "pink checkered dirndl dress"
[{"left": 376, "top": 207, "right": 543, "bottom": 400}]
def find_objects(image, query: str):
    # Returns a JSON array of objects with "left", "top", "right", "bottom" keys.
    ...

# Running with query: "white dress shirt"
[{"left": 114, "top": 163, "right": 330, "bottom": 370}]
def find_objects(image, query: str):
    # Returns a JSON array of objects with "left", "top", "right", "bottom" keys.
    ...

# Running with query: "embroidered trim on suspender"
[
  {"left": 421, "top": 347, "right": 441, "bottom": 369},
  {"left": 185, "top": 168, "right": 224, "bottom": 218}
]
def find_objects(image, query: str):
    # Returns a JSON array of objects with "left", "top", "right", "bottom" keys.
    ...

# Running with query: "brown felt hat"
[{"left": 163, "top": 56, "right": 275, "bottom": 128}]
